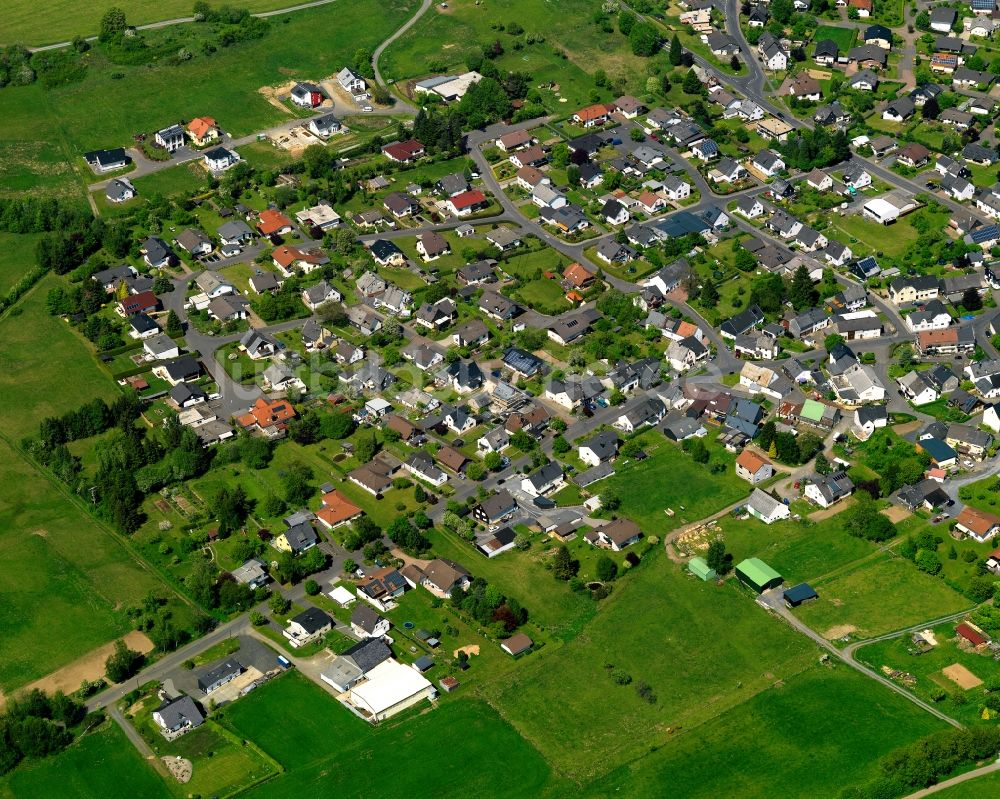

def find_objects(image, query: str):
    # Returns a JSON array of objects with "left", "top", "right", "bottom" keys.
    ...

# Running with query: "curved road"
[
  {"left": 372, "top": 0, "right": 433, "bottom": 92},
  {"left": 760, "top": 590, "right": 964, "bottom": 728}
]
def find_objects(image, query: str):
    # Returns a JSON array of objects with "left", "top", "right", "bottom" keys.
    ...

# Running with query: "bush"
[
  {"left": 596, "top": 556, "right": 618, "bottom": 582},
  {"left": 611, "top": 667, "right": 632, "bottom": 685},
  {"left": 304, "top": 579, "right": 320, "bottom": 596}
]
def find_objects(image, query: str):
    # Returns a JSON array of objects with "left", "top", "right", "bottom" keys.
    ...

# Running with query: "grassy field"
[
  {"left": 813, "top": 26, "right": 858, "bottom": 51},
  {"left": 487, "top": 551, "right": 817, "bottom": 781},
  {"left": 855, "top": 621, "right": 1000, "bottom": 726},
  {"left": 712, "top": 510, "right": 880, "bottom": 586},
  {"left": 131, "top": 161, "right": 211, "bottom": 199},
  {"left": 2, "top": 0, "right": 326, "bottom": 45},
  {"left": 0, "top": 278, "right": 197, "bottom": 691},
  {"left": 0, "top": 274, "right": 119, "bottom": 439},
  {"left": 582, "top": 664, "right": 949, "bottom": 799},
  {"left": 598, "top": 435, "right": 750, "bottom": 533},
  {"left": 0, "top": 722, "right": 171, "bottom": 799},
  {"left": 427, "top": 525, "right": 597, "bottom": 641},
  {"left": 380, "top": 0, "right": 646, "bottom": 110},
  {"left": 829, "top": 213, "right": 920, "bottom": 258},
  {"left": 0, "top": 0, "right": 413, "bottom": 200},
  {"left": 0, "top": 232, "right": 43, "bottom": 296},
  {"left": 220, "top": 672, "right": 566, "bottom": 798},
  {"left": 796, "top": 553, "right": 972, "bottom": 640}
]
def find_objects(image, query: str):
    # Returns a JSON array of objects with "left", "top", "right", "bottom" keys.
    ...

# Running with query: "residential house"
[
  {"left": 155, "top": 124, "right": 185, "bottom": 152},
  {"left": 309, "top": 114, "right": 343, "bottom": 139},
  {"left": 382, "top": 139, "right": 425, "bottom": 163},
  {"left": 752, "top": 149, "right": 785, "bottom": 177},
  {"left": 579, "top": 431, "right": 619, "bottom": 467},
  {"left": 955, "top": 506, "right": 1000, "bottom": 543},
  {"left": 587, "top": 519, "right": 642, "bottom": 551},
  {"left": 284, "top": 607, "right": 333, "bottom": 647},
  {"left": 745, "top": 488, "right": 791, "bottom": 524},
  {"left": 805, "top": 472, "right": 854, "bottom": 508},
  {"left": 290, "top": 82, "right": 324, "bottom": 108},
  {"left": 735, "top": 449, "right": 774, "bottom": 484},
  {"left": 417, "top": 231, "right": 451, "bottom": 261},
  {"left": 152, "top": 696, "right": 204, "bottom": 736},
  {"left": 203, "top": 146, "right": 240, "bottom": 173},
  {"left": 521, "top": 461, "right": 565, "bottom": 497}
]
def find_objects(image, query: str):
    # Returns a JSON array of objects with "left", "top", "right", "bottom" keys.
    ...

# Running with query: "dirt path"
[{"left": 0, "top": 631, "right": 154, "bottom": 708}]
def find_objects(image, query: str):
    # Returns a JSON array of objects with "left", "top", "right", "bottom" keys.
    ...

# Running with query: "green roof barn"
[
  {"left": 688, "top": 557, "right": 716, "bottom": 582},
  {"left": 735, "top": 558, "right": 783, "bottom": 593}
]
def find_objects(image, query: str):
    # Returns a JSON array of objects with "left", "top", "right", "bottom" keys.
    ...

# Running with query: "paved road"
[
  {"left": 759, "top": 590, "right": 964, "bottom": 728},
  {"left": 372, "top": 0, "right": 432, "bottom": 101},
  {"left": 108, "top": 704, "right": 157, "bottom": 759}
]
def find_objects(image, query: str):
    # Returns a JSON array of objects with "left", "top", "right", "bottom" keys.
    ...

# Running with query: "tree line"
[
  {"left": 0, "top": 689, "right": 90, "bottom": 776},
  {"left": 840, "top": 726, "right": 1000, "bottom": 799}
]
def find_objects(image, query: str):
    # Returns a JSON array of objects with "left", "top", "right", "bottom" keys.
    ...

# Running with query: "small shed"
[
  {"left": 688, "top": 557, "right": 717, "bottom": 582},
  {"left": 440, "top": 676, "right": 460, "bottom": 693},
  {"left": 735, "top": 558, "right": 783, "bottom": 593},
  {"left": 956, "top": 623, "right": 989, "bottom": 646},
  {"left": 501, "top": 633, "right": 534, "bottom": 656},
  {"left": 783, "top": 583, "right": 818, "bottom": 607},
  {"left": 328, "top": 585, "right": 356, "bottom": 606},
  {"left": 412, "top": 656, "right": 435, "bottom": 673}
]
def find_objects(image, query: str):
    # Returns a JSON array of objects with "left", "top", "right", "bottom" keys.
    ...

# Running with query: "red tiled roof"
[
  {"left": 316, "top": 490, "right": 362, "bottom": 528},
  {"left": 237, "top": 396, "right": 296, "bottom": 429},
  {"left": 187, "top": 117, "right": 217, "bottom": 138},
  {"left": 258, "top": 209, "right": 293, "bottom": 236},
  {"left": 449, "top": 189, "right": 487, "bottom": 211},
  {"left": 382, "top": 139, "right": 424, "bottom": 161},
  {"left": 736, "top": 449, "right": 771, "bottom": 474},
  {"left": 575, "top": 103, "right": 613, "bottom": 122}
]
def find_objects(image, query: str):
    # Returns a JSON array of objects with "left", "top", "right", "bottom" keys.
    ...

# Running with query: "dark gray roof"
[
  {"left": 155, "top": 695, "right": 204, "bottom": 729},
  {"left": 284, "top": 521, "right": 318, "bottom": 551},
  {"left": 196, "top": 657, "right": 243, "bottom": 691},
  {"left": 344, "top": 638, "right": 392, "bottom": 673},
  {"left": 290, "top": 606, "right": 333, "bottom": 634},
  {"left": 527, "top": 460, "right": 563, "bottom": 489},
  {"left": 581, "top": 430, "right": 619, "bottom": 460}
]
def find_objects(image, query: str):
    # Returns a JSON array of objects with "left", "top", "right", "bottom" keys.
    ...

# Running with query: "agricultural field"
[
  {"left": 597, "top": 434, "right": 751, "bottom": 533},
  {"left": 220, "top": 672, "right": 568, "bottom": 799},
  {"left": 855, "top": 621, "right": 1000, "bottom": 726},
  {"left": 0, "top": 281, "right": 196, "bottom": 691},
  {"left": 795, "top": 553, "right": 972, "bottom": 641},
  {"left": 582, "top": 665, "right": 950, "bottom": 799},
  {"left": 0, "top": 721, "right": 171, "bottom": 799},
  {"left": 487, "top": 552, "right": 817, "bottom": 781}
]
